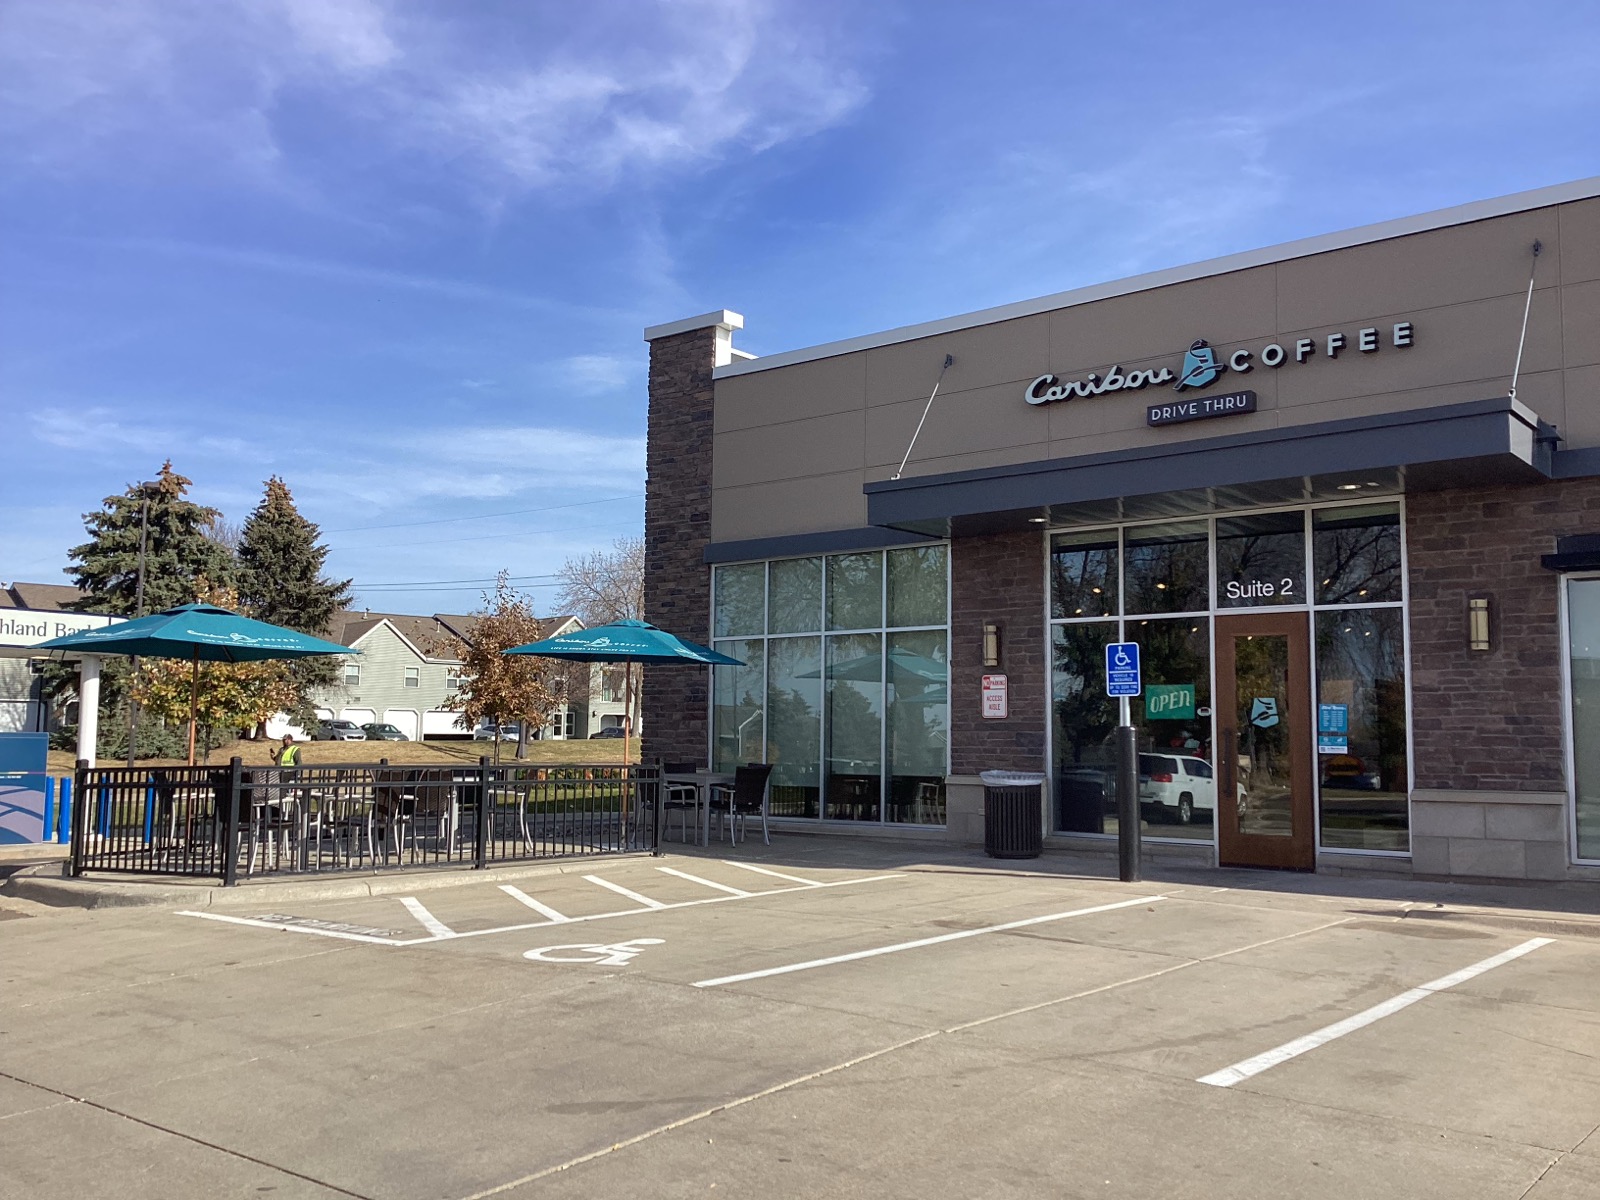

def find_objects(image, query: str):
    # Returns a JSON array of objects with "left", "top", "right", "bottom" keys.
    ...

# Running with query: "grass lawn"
[{"left": 47, "top": 737, "right": 635, "bottom": 775}]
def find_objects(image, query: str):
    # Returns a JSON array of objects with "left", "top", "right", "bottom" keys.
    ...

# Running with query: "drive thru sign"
[{"left": 1105, "top": 642, "right": 1141, "bottom": 697}]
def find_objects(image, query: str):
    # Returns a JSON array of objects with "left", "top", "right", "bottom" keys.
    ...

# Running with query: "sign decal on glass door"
[{"left": 1249, "top": 697, "right": 1280, "bottom": 729}]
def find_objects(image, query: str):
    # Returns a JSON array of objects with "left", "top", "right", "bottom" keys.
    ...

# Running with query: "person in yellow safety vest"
[{"left": 270, "top": 734, "right": 301, "bottom": 768}]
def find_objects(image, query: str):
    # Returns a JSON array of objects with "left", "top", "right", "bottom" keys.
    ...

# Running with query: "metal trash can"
[{"left": 980, "top": 770, "right": 1046, "bottom": 859}]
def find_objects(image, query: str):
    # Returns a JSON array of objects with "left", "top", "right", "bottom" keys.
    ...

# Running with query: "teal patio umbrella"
[
  {"left": 505, "top": 619, "right": 743, "bottom": 766},
  {"left": 37, "top": 603, "right": 355, "bottom": 764}
]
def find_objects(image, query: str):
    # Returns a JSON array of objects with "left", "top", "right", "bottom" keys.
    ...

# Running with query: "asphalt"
[{"left": 2, "top": 836, "right": 1598, "bottom": 1199}]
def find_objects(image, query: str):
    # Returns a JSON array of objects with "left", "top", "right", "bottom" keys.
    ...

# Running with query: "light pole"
[{"left": 126, "top": 481, "right": 159, "bottom": 768}]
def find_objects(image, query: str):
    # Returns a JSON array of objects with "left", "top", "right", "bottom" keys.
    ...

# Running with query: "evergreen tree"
[
  {"left": 236, "top": 477, "right": 353, "bottom": 730},
  {"left": 57, "top": 463, "right": 237, "bottom": 759},
  {"left": 236, "top": 477, "right": 351, "bottom": 632},
  {"left": 66, "top": 461, "right": 235, "bottom": 617}
]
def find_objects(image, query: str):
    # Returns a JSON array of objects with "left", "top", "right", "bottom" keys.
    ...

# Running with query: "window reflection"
[
  {"left": 1314, "top": 504, "right": 1402, "bottom": 605},
  {"left": 827, "top": 553, "right": 883, "bottom": 631},
  {"left": 1571, "top": 580, "right": 1600, "bottom": 860},
  {"left": 887, "top": 545, "right": 948, "bottom": 628},
  {"left": 1052, "top": 623, "right": 1118, "bottom": 833},
  {"left": 712, "top": 639, "right": 764, "bottom": 772},
  {"left": 1131, "top": 618, "right": 1212, "bottom": 842},
  {"left": 1315, "top": 609, "right": 1409, "bottom": 851},
  {"left": 887, "top": 630, "right": 947, "bottom": 825},
  {"left": 714, "top": 563, "right": 764, "bottom": 637},
  {"left": 1051, "top": 530, "right": 1118, "bottom": 619},
  {"left": 766, "top": 637, "right": 821, "bottom": 818},
  {"left": 1216, "top": 512, "right": 1305, "bottom": 608},
  {"left": 824, "top": 633, "right": 882, "bottom": 821},
  {"left": 1125, "top": 521, "right": 1209, "bottom": 614},
  {"left": 769, "top": 557, "right": 822, "bottom": 634}
]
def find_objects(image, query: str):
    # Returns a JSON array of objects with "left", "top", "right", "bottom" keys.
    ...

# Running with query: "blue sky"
[{"left": 2, "top": 0, "right": 1597, "bottom": 616}]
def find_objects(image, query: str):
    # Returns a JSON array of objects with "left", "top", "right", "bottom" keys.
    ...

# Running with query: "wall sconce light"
[
  {"left": 1467, "top": 595, "right": 1492, "bottom": 652},
  {"left": 982, "top": 622, "right": 1001, "bottom": 668}
]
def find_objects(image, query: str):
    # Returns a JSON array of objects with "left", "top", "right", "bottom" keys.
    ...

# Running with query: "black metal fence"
[{"left": 70, "top": 758, "right": 661, "bottom": 884}]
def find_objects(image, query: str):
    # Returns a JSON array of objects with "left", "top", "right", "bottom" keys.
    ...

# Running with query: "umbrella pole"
[
  {"left": 622, "top": 664, "right": 633, "bottom": 839},
  {"left": 187, "top": 648, "right": 199, "bottom": 766}
]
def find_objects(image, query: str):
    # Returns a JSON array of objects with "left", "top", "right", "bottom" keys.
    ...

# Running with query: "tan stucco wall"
[{"left": 710, "top": 197, "right": 1600, "bottom": 543}]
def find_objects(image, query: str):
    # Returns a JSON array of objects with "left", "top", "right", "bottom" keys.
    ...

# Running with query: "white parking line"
[
  {"left": 694, "top": 895, "right": 1166, "bottom": 988},
  {"left": 174, "top": 910, "right": 404, "bottom": 945},
  {"left": 400, "top": 896, "right": 455, "bottom": 939},
  {"left": 657, "top": 867, "right": 750, "bottom": 896},
  {"left": 719, "top": 861, "right": 822, "bottom": 887},
  {"left": 1197, "top": 936, "right": 1555, "bottom": 1088},
  {"left": 499, "top": 885, "right": 570, "bottom": 922},
  {"left": 176, "top": 872, "right": 905, "bottom": 945},
  {"left": 583, "top": 874, "right": 667, "bottom": 909}
]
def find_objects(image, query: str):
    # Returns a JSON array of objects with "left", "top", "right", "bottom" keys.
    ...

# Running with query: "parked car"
[
  {"left": 1138, "top": 753, "right": 1215, "bottom": 825},
  {"left": 360, "top": 723, "right": 408, "bottom": 741},
  {"left": 472, "top": 722, "right": 521, "bottom": 741},
  {"left": 588, "top": 726, "right": 627, "bottom": 739},
  {"left": 313, "top": 719, "right": 367, "bottom": 742}
]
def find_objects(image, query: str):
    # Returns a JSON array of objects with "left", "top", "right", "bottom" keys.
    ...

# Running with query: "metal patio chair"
[{"left": 710, "top": 763, "right": 773, "bottom": 846}]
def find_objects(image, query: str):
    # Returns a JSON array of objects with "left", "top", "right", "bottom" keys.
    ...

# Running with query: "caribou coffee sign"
[{"left": 1024, "top": 321, "right": 1415, "bottom": 425}]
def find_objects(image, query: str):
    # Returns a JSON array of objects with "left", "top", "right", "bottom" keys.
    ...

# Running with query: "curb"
[{"left": 0, "top": 852, "right": 663, "bottom": 911}]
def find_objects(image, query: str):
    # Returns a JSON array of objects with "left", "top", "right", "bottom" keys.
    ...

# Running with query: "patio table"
[{"left": 663, "top": 770, "right": 734, "bottom": 847}]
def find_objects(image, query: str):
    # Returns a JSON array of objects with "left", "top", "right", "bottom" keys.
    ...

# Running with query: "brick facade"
[
  {"left": 949, "top": 530, "right": 1047, "bottom": 775},
  {"left": 641, "top": 327, "right": 718, "bottom": 765},
  {"left": 1406, "top": 478, "right": 1600, "bottom": 792}
]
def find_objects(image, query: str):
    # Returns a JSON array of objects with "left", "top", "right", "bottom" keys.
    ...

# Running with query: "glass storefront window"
[
  {"left": 886, "top": 630, "right": 948, "bottom": 825},
  {"left": 827, "top": 553, "right": 883, "bottom": 631},
  {"left": 766, "top": 637, "right": 821, "bottom": 819},
  {"left": 887, "top": 545, "right": 948, "bottom": 628},
  {"left": 1315, "top": 608, "right": 1409, "bottom": 851},
  {"left": 1051, "top": 530, "right": 1118, "bottom": 619},
  {"left": 1125, "top": 521, "right": 1209, "bottom": 614},
  {"left": 1567, "top": 579, "right": 1600, "bottom": 860},
  {"left": 1314, "top": 503, "right": 1402, "bottom": 605},
  {"left": 1130, "top": 617, "right": 1212, "bottom": 842},
  {"left": 769, "top": 557, "right": 822, "bottom": 634},
  {"left": 713, "top": 563, "right": 765, "bottom": 637},
  {"left": 1052, "top": 622, "right": 1118, "bottom": 833},
  {"left": 824, "top": 633, "right": 882, "bottom": 821},
  {"left": 1216, "top": 511, "right": 1305, "bottom": 608},
  {"left": 712, "top": 639, "right": 764, "bottom": 773}
]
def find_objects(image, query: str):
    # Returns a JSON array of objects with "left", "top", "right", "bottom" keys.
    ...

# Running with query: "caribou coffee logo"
[{"left": 1024, "top": 321, "right": 1415, "bottom": 407}]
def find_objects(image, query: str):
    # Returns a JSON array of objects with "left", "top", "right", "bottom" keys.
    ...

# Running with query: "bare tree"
[
  {"left": 555, "top": 536, "right": 644, "bottom": 626},
  {"left": 556, "top": 537, "right": 645, "bottom": 733}
]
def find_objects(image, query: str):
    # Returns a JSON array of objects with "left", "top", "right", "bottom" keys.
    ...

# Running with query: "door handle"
[{"left": 1221, "top": 728, "right": 1237, "bottom": 805}]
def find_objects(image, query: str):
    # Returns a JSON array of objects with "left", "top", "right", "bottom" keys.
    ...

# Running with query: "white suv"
[{"left": 1138, "top": 753, "right": 1215, "bottom": 825}]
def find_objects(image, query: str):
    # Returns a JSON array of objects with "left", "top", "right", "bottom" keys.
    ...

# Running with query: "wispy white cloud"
[
  {"left": 0, "top": 0, "right": 869, "bottom": 203},
  {"left": 30, "top": 405, "right": 252, "bottom": 460}
]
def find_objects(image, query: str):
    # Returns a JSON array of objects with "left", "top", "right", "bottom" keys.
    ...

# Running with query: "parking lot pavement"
[{"left": 3, "top": 842, "right": 1598, "bottom": 1199}]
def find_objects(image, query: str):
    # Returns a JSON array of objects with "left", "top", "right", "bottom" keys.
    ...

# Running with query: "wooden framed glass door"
[{"left": 1215, "top": 612, "right": 1315, "bottom": 870}]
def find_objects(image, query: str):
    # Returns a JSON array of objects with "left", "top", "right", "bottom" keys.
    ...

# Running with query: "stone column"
[{"left": 641, "top": 310, "right": 743, "bottom": 766}]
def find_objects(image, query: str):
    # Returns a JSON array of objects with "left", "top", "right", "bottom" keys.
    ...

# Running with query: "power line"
[
  {"left": 356, "top": 572, "right": 560, "bottom": 590},
  {"left": 324, "top": 493, "right": 642, "bottom": 535}
]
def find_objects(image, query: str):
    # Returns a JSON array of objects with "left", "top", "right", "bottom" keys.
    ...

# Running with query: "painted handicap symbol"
[
  {"left": 1249, "top": 697, "right": 1280, "bottom": 729},
  {"left": 524, "top": 938, "right": 664, "bottom": 967}
]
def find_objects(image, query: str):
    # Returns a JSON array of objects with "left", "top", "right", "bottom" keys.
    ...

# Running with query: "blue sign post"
[
  {"left": 1105, "top": 642, "right": 1141, "bottom": 697},
  {"left": 1103, "top": 641, "right": 1141, "bottom": 884}
]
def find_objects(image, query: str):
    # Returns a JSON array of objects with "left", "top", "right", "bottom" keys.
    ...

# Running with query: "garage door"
[
  {"left": 341, "top": 708, "right": 376, "bottom": 727},
  {"left": 383, "top": 709, "right": 419, "bottom": 739}
]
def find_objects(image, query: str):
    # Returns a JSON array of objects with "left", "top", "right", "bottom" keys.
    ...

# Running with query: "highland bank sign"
[{"left": 1025, "top": 320, "right": 1416, "bottom": 425}]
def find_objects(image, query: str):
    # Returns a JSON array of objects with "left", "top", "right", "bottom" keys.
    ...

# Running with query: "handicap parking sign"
[{"left": 1105, "top": 642, "right": 1141, "bottom": 697}]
